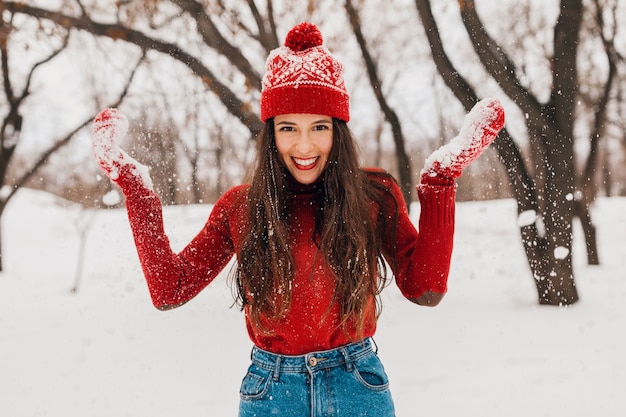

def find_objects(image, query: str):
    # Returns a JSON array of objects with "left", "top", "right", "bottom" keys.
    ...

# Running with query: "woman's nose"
[{"left": 294, "top": 132, "right": 314, "bottom": 153}]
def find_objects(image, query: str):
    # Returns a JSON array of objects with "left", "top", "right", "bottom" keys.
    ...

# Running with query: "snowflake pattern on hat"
[{"left": 262, "top": 45, "right": 347, "bottom": 93}]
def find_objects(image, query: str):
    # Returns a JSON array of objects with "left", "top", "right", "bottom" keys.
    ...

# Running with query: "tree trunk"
[{"left": 575, "top": 200, "right": 600, "bottom": 265}]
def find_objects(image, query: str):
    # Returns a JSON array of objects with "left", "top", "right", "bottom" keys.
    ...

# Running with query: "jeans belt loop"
[
  {"left": 272, "top": 354, "right": 282, "bottom": 381},
  {"left": 339, "top": 346, "right": 353, "bottom": 372}
]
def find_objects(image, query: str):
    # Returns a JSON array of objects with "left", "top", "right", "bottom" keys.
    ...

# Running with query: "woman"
[{"left": 92, "top": 22, "right": 504, "bottom": 417}]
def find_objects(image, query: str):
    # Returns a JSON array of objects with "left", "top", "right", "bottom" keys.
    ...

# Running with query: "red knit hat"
[{"left": 260, "top": 22, "right": 350, "bottom": 122}]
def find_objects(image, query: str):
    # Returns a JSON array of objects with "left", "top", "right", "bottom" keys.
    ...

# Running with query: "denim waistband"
[{"left": 251, "top": 339, "right": 373, "bottom": 379}]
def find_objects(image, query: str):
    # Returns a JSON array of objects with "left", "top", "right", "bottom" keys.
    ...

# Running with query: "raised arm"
[
  {"left": 394, "top": 98, "right": 505, "bottom": 306},
  {"left": 91, "top": 109, "right": 235, "bottom": 309}
]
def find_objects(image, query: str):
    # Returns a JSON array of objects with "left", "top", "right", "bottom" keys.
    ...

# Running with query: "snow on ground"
[{"left": 1, "top": 189, "right": 625, "bottom": 416}]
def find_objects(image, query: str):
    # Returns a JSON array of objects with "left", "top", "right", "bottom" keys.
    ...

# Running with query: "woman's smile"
[{"left": 292, "top": 156, "right": 319, "bottom": 170}]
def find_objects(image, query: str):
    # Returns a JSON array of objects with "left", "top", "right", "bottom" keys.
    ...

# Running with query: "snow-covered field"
[{"left": 1, "top": 189, "right": 624, "bottom": 416}]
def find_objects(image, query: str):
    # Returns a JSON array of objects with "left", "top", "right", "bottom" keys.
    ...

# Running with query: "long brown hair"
[{"left": 234, "top": 118, "right": 398, "bottom": 339}]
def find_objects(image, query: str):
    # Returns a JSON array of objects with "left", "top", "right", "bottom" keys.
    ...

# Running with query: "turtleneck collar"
[{"left": 285, "top": 172, "right": 324, "bottom": 196}]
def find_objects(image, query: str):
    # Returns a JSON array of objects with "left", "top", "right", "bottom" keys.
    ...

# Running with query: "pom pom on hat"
[
  {"left": 285, "top": 22, "right": 324, "bottom": 52},
  {"left": 260, "top": 22, "right": 350, "bottom": 122}
]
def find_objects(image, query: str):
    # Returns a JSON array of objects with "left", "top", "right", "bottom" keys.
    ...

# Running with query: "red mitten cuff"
[
  {"left": 114, "top": 162, "right": 154, "bottom": 199},
  {"left": 420, "top": 170, "right": 455, "bottom": 187},
  {"left": 416, "top": 183, "right": 456, "bottom": 228}
]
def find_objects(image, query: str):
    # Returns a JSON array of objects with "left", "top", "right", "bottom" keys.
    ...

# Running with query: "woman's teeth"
[{"left": 294, "top": 157, "right": 316, "bottom": 167}]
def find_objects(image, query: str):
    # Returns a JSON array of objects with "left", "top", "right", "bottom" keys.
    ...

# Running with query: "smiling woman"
[{"left": 91, "top": 21, "right": 504, "bottom": 417}]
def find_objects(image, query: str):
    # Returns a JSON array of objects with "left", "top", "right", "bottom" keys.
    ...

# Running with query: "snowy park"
[{"left": 1, "top": 188, "right": 624, "bottom": 416}]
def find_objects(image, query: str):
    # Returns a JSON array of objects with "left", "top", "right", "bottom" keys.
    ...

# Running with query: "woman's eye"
[
  {"left": 313, "top": 124, "right": 329, "bottom": 131},
  {"left": 279, "top": 126, "right": 294, "bottom": 132}
]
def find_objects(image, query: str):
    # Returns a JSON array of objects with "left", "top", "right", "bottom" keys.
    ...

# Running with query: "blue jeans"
[{"left": 238, "top": 338, "right": 396, "bottom": 416}]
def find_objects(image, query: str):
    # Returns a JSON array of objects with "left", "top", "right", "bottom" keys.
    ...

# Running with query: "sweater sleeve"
[
  {"left": 122, "top": 176, "right": 242, "bottom": 309},
  {"left": 385, "top": 181, "right": 456, "bottom": 301}
]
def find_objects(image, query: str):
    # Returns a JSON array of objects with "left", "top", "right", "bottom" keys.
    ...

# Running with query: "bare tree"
[
  {"left": 0, "top": 7, "right": 143, "bottom": 270},
  {"left": 345, "top": 0, "right": 413, "bottom": 205},
  {"left": 69, "top": 205, "right": 97, "bottom": 294},
  {"left": 574, "top": 0, "right": 622, "bottom": 265},
  {"left": 0, "top": 13, "right": 69, "bottom": 270}
]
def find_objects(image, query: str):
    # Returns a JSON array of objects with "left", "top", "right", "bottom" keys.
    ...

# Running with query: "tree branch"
[
  {"left": 5, "top": 53, "right": 145, "bottom": 204},
  {"left": 457, "top": 0, "right": 542, "bottom": 119},
  {"left": 2, "top": 1, "right": 263, "bottom": 137},
  {"left": 171, "top": 0, "right": 263, "bottom": 90}
]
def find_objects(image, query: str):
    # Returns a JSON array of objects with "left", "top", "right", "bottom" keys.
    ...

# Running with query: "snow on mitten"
[
  {"left": 420, "top": 98, "right": 505, "bottom": 186},
  {"left": 91, "top": 108, "right": 153, "bottom": 195}
]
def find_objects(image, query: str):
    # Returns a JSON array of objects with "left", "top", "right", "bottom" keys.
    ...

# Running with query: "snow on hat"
[{"left": 260, "top": 22, "right": 350, "bottom": 122}]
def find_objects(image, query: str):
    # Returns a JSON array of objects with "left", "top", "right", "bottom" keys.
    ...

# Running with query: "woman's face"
[{"left": 274, "top": 113, "right": 333, "bottom": 185}]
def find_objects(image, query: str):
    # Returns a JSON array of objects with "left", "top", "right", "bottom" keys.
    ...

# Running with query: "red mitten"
[
  {"left": 91, "top": 108, "right": 153, "bottom": 195},
  {"left": 420, "top": 98, "right": 505, "bottom": 186}
]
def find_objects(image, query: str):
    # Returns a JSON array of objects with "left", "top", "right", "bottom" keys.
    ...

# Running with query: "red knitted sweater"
[{"left": 123, "top": 169, "right": 455, "bottom": 355}]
